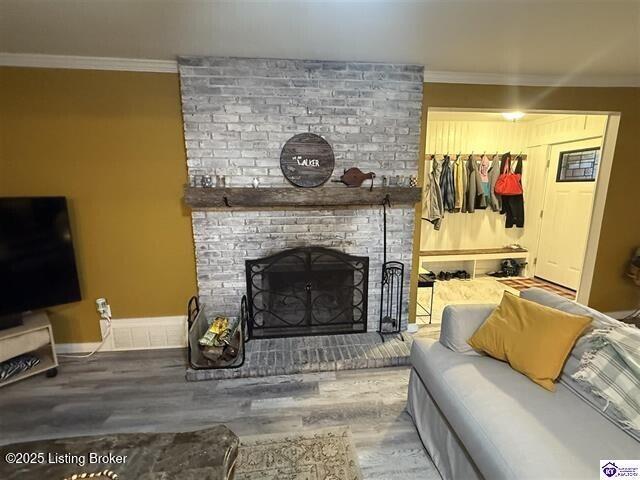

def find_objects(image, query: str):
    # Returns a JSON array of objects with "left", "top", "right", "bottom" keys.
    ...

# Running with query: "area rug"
[
  {"left": 236, "top": 427, "right": 362, "bottom": 480},
  {"left": 498, "top": 277, "right": 576, "bottom": 299},
  {"left": 414, "top": 324, "right": 441, "bottom": 340},
  {"left": 417, "top": 277, "right": 519, "bottom": 324}
]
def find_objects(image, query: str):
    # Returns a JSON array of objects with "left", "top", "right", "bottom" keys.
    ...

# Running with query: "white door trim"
[
  {"left": 529, "top": 143, "right": 551, "bottom": 273},
  {"left": 577, "top": 114, "right": 621, "bottom": 304}
]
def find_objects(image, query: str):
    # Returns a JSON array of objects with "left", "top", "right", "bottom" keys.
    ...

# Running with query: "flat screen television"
[{"left": 0, "top": 197, "right": 81, "bottom": 325}]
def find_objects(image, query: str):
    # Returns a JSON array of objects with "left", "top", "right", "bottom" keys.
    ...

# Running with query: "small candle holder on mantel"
[{"left": 201, "top": 175, "right": 214, "bottom": 188}]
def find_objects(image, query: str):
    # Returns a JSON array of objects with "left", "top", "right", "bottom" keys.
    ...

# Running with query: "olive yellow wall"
[
  {"left": 0, "top": 67, "right": 196, "bottom": 343},
  {"left": 410, "top": 83, "right": 640, "bottom": 321},
  {"left": 1, "top": 69, "right": 637, "bottom": 337}
]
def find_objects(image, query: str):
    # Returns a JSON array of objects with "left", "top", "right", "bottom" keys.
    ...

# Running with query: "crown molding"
[
  {"left": 424, "top": 69, "right": 640, "bottom": 88},
  {"left": 0, "top": 52, "right": 178, "bottom": 73},
  {"left": 1, "top": 53, "right": 638, "bottom": 87}
]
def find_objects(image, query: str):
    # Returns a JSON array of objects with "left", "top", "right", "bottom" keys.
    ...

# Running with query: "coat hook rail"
[{"left": 426, "top": 153, "right": 528, "bottom": 160}]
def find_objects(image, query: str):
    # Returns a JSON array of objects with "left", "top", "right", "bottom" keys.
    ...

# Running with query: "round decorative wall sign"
[{"left": 280, "top": 133, "right": 335, "bottom": 188}]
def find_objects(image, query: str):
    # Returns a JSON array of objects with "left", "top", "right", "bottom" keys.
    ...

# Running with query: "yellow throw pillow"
[{"left": 467, "top": 292, "right": 591, "bottom": 391}]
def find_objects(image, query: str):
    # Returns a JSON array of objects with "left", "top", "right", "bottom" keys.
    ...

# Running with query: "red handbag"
[{"left": 494, "top": 155, "right": 523, "bottom": 196}]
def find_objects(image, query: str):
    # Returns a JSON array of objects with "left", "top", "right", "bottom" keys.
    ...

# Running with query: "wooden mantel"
[{"left": 184, "top": 186, "right": 421, "bottom": 209}]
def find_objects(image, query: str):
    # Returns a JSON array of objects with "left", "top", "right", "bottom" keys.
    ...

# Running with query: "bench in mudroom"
[{"left": 419, "top": 247, "right": 529, "bottom": 280}]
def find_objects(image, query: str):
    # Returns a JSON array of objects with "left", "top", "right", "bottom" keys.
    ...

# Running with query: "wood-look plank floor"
[{"left": 0, "top": 348, "right": 440, "bottom": 480}]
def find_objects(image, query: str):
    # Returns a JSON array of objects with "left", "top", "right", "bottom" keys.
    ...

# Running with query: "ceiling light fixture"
[{"left": 502, "top": 111, "right": 526, "bottom": 121}]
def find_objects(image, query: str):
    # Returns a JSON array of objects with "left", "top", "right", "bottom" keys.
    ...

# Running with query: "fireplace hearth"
[{"left": 246, "top": 247, "right": 368, "bottom": 338}]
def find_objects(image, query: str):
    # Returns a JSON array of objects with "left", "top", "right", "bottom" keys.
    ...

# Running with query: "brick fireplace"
[{"left": 178, "top": 57, "right": 423, "bottom": 333}]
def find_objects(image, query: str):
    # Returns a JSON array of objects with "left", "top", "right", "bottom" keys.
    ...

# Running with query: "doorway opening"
[{"left": 414, "top": 109, "right": 620, "bottom": 330}]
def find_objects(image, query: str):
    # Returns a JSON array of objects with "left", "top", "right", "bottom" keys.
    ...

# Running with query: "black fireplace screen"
[{"left": 245, "top": 247, "right": 368, "bottom": 338}]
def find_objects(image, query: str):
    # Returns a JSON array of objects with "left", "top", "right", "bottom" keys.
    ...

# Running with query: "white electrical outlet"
[{"left": 96, "top": 298, "right": 112, "bottom": 319}]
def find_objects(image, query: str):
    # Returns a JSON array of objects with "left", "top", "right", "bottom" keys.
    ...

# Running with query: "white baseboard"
[
  {"left": 56, "top": 315, "right": 188, "bottom": 354},
  {"left": 56, "top": 342, "right": 103, "bottom": 354}
]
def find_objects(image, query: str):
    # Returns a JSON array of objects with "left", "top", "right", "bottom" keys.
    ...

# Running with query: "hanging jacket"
[
  {"left": 464, "top": 155, "right": 486, "bottom": 212},
  {"left": 501, "top": 156, "right": 525, "bottom": 228},
  {"left": 462, "top": 155, "right": 475, "bottom": 213},
  {"left": 454, "top": 156, "right": 465, "bottom": 211},
  {"left": 440, "top": 155, "right": 456, "bottom": 213},
  {"left": 479, "top": 154, "right": 491, "bottom": 198},
  {"left": 499, "top": 153, "right": 516, "bottom": 213},
  {"left": 461, "top": 157, "right": 467, "bottom": 213},
  {"left": 487, "top": 155, "right": 502, "bottom": 212},
  {"left": 479, "top": 155, "right": 490, "bottom": 182},
  {"left": 422, "top": 158, "right": 444, "bottom": 230}
]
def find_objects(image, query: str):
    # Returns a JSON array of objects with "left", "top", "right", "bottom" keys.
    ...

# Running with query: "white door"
[{"left": 535, "top": 139, "right": 601, "bottom": 290}]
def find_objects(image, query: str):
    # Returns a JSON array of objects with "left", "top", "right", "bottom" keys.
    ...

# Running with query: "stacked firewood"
[{"left": 198, "top": 316, "right": 241, "bottom": 363}]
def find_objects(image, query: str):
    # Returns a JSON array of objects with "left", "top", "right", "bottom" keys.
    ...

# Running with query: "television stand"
[{"left": 0, "top": 312, "right": 59, "bottom": 388}]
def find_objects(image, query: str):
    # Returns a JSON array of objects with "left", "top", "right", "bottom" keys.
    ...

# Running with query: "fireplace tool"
[{"left": 378, "top": 194, "right": 405, "bottom": 341}]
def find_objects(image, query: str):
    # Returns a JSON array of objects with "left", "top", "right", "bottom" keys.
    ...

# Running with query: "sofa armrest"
[{"left": 439, "top": 304, "right": 496, "bottom": 354}]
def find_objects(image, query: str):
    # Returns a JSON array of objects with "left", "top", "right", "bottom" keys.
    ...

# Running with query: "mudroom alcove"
[{"left": 415, "top": 109, "right": 619, "bottom": 327}]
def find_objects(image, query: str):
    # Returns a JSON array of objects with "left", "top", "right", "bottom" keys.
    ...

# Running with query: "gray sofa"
[{"left": 407, "top": 288, "right": 639, "bottom": 480}]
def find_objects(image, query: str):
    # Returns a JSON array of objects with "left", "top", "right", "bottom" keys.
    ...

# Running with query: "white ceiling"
[{"left": 1, "top": 0, "right": 639, "bottom": 81}]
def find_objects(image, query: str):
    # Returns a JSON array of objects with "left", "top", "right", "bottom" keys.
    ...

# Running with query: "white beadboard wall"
[
  {"left": 425, "top": 120, "right": 529, "bottom": 155},
  {"left": 422, "top": 119, "right": 531, "bottom": 251},
  {"left": 421, "top": 114, "right": 607, "bottom": 257},
  {"left": 527, "top": 114, "right": 606, "bottom": 147}
]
